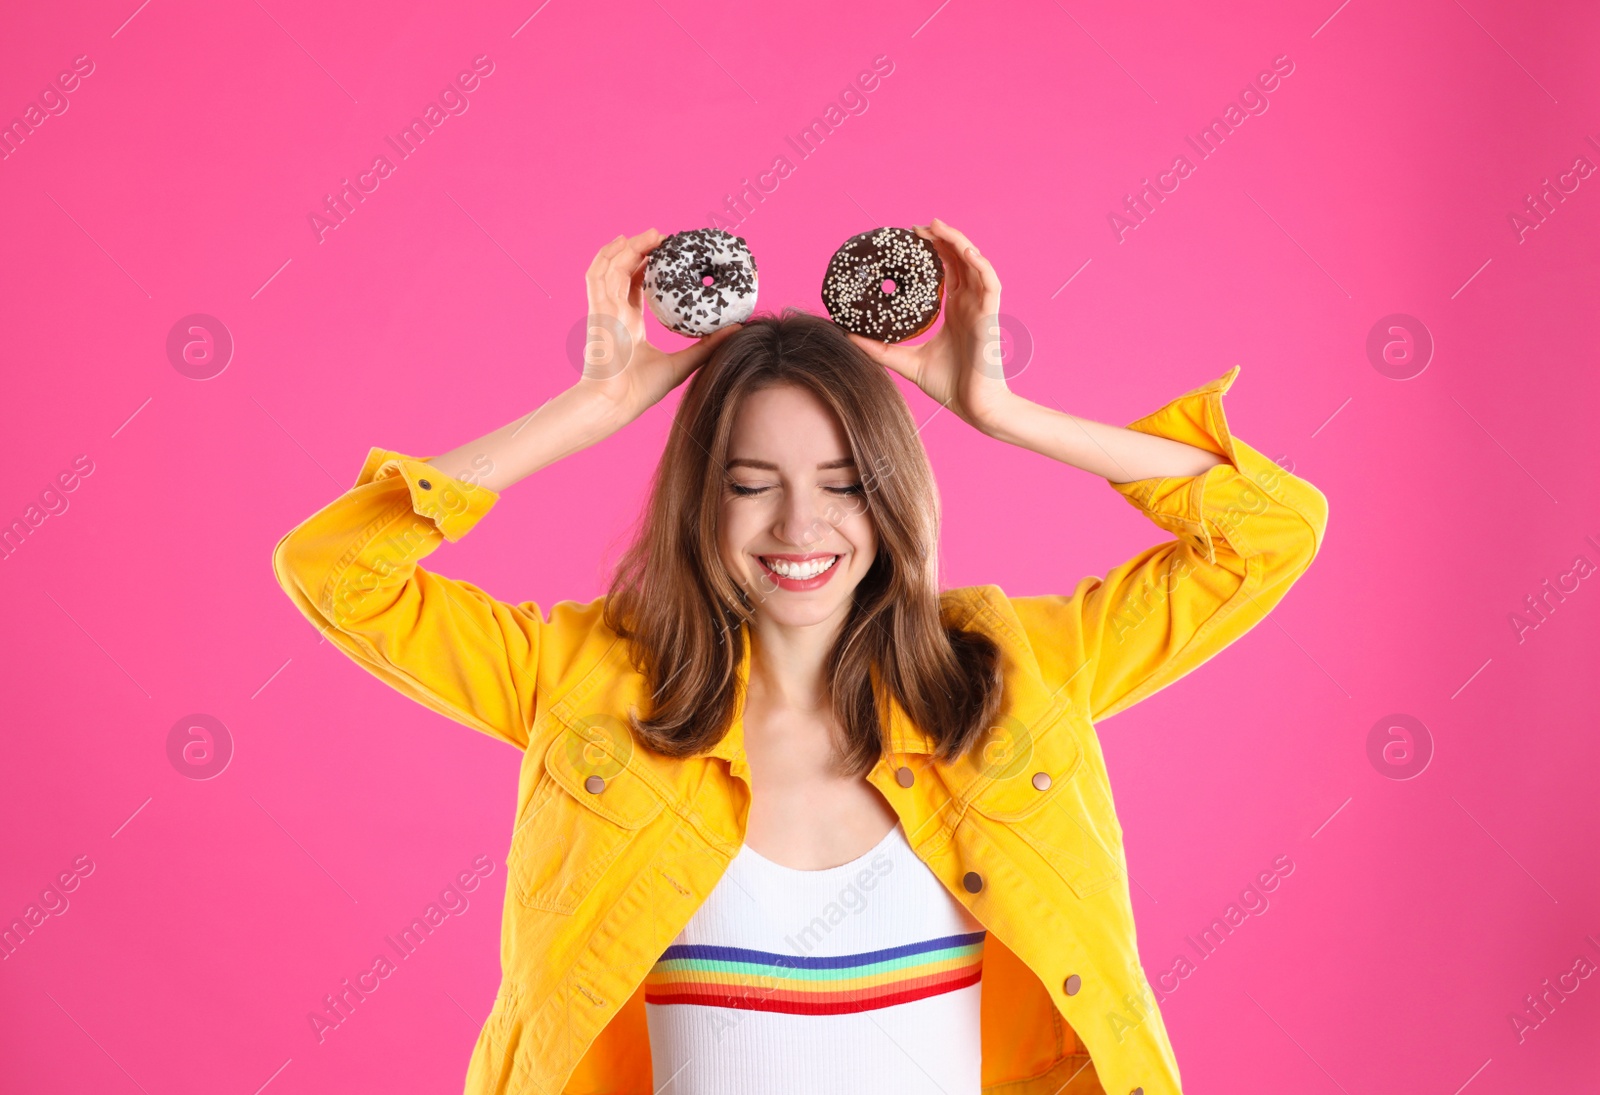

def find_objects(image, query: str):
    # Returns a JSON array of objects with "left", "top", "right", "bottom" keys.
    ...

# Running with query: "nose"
[{"left": 773, "top": 485, "right": 832, "bottom": 551}]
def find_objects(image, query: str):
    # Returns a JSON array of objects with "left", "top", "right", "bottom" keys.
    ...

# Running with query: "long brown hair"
[{"left": 602, "top": 308, "right": 1002, "bottom": 776}]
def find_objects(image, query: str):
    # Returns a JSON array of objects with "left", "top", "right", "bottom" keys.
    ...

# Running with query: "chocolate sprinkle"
[
  {"left": 644, "top": 228, "right": 759, "bottom": 336},
  {"left": 819, "top": 226, "right": 945, "bottom": 343}
]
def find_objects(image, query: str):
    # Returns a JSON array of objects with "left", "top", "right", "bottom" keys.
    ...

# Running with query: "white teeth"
[{"left": 762, "top": 555, "right": 838, "bottom": 580}]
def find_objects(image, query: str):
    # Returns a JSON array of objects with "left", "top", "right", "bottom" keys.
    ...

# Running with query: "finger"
[
  {"left": 586, "top": 237, "right": 630, "bottom": 303},
  {"left": 607, "top": 228, "right": 662, "bottom": 300},
  {"left": 587, "top": 233, "right": 629, "bottom": 283},
  {"left": 627, "top": 242, "right": 650, "bottom": 309},
  {"left": 617, "top": 228, "right": 662, "bottom": 265},
  {"left": 847, "top": 331, "right": 917, "bottom": 383},
  {"left": 927, "top": 216, "right": 982, "bottom": 255},
  {"left": 926, "top": 218, "right": 989, "bottom": 295},
  {"left": 589, "top": 230, "right": 657, "bottom": 300},
  {"left": 922, "top": 231, "right": 963, "bottom": 295},
  {"left": 621, "top": 227, "right": 662, "bottom": 259},
  {"left": 904, "top": 224, "right": 956, "bottom": 292},
  {"left": 665, "top": 323, "right": 741, "bottom": 385},
  {"left": 627, "top": 260, "right": 645, "bottom": 316},
  {"left": 846, "top": 330, "right": 887, "bottom": 362},
  {"left": 920, "top": 219, "right": 975, "bottom": 273},
  {"left": 962, "top": 244, "right": 1002, "bottom": 308}
]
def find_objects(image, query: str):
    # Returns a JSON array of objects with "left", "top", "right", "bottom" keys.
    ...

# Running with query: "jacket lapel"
[{"left": 604, "top": 586, "right": 1078, "bottom": 832}]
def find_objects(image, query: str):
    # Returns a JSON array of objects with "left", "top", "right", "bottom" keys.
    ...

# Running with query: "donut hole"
[
  {"left": 881, "top": 278, "right": 898, "bottom": 295},
  {"left": 701, "top": 274, "right": 717, "bottom": 287}
]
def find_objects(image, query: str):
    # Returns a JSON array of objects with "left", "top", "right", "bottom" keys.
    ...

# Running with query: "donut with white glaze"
[{"left": 643, "top": 228, "right": 759, "bottom": 337}]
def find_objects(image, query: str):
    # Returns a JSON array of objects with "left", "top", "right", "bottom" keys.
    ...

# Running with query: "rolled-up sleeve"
[
  {"left": 271, "top": 447, "right": 547, "bottom": 750},
  {"left": 1010, "top": 366, "right": 1329, "bottom": 723}
]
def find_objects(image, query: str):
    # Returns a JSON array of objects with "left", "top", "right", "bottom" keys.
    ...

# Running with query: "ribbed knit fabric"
[{"left": 645, "top": 819, "right": 984, "bottom": 1093}]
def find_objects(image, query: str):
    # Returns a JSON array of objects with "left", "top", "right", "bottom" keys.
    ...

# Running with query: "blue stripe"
[{"left": 656, "top": 929, "right": 986, "bottom": 971}]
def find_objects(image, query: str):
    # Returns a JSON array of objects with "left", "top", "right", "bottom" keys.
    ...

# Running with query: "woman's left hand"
[{"left": 846, "top": 217, "right": 1016, "bottom": 433}]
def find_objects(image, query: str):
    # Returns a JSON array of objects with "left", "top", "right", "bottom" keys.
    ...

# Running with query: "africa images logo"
[
  {"left": 1106, "top": 54, "right": 1296, "bottom": 242},
  {"left": 307, "top": 55, "right": 497, "bottom": 243}
]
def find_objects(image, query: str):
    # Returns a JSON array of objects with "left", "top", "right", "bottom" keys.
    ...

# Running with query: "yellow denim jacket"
[{"left": 271, "top": 366, "right": 1327, "bottom": 1095}]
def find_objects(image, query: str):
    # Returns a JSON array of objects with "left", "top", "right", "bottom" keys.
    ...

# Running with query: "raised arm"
[
  {"left": 1000, "top": 366, "right": 1328, "bottom": 722},
  {"left": 430, "top": 230, "right": 740, "bottom": 490},
  {"left": 271, "top": 229, "right": 738, "bottom": 749},
  {"left": 848, "top": 218, "right": 1327, "bottom": 723}
]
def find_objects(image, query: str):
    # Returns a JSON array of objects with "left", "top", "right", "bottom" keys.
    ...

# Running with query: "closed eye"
[{"left": 727, "top": 483, "right": 865, "bottom": 497}]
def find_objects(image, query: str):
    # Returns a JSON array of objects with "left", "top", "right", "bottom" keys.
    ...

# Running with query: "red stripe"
[
  {"left": 648, "top": 963, "right": 979, "bottom": 1010},
  {"left": 645, "top": 966, "right": 982, "bottom": 1015}
]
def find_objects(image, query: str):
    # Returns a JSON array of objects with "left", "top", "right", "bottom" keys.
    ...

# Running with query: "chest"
[
  {"left": 499, "top": 690, "right": 1148, "bottom": 1093},
  {"left": 642, "top": 820, "right": 988, "bottom": 1092},
  {"left": 739, "top": 704, "right": 904, "bottom": 870}
]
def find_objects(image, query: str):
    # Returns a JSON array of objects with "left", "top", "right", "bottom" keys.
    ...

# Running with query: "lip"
[{"left": 755, "top": 552, "right": 842, "bottom": 592}]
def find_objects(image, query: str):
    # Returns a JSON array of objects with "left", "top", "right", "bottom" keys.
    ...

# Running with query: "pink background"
[{"left": 3, "top": 0, "right": 1597, "bottom": 1091}]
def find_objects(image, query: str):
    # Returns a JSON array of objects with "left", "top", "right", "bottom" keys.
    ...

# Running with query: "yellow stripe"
[{"left": 646, "top": 952, "right": 980, "bottom": 994}]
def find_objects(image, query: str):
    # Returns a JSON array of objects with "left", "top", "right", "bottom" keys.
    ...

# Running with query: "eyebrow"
[{"left": 725, "top": 457, "right": 857, "bottom": 471}]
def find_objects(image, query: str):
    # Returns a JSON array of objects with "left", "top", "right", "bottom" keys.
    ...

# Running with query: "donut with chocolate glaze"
[
  {"left": 820, "top": 226, "right": 945, "bottom": 343},
  {"left": 643, "top": 228, "right": 759, "bottom": 337}
]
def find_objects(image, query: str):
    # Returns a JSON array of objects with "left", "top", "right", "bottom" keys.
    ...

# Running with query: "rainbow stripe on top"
[{"left": 644, "top": 930, "right": 985, "bottom": 1015}]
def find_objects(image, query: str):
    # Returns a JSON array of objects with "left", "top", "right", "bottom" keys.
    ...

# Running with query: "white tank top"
[{"left": 644, "top": 819, "right": 985, "bottom": 1094}]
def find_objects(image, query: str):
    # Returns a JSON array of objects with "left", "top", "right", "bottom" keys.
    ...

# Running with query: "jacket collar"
[{"left": 703, "top": 624, "right": 749, "bottom": 766}]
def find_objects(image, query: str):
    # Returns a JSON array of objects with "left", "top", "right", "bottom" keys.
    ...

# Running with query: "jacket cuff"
[
  {"left": 354, "top": 446, "right": 500, "bottom": 543},
  {"left": 1107, "top": 366, "right": 1296, "bottom": 563}
]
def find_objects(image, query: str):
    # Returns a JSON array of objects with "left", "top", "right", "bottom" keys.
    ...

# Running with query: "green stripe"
[{"left": 650, "top": 942, "right": 983, "bottom": 984}]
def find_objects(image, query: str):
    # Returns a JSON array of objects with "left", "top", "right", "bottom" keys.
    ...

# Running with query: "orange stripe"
[{"left": 645, "top": 963, "right": 981, "bottom": 1015}]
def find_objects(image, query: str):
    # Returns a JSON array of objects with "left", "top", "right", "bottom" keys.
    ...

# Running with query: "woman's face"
[{"left": 719, "top": 383, "right": 879, "bottom": 628}]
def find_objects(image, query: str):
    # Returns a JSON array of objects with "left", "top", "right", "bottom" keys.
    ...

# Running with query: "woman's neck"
[{"left": 745, "top": 612, "right": 846, "bottom": 712}]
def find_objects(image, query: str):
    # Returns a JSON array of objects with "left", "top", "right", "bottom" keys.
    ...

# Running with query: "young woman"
[{"left": 273, "top": 219, "right": 1327, "bottom": 1095}]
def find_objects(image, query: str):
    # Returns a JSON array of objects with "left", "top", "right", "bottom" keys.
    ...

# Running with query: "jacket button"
[
  {"left": 896, "top": 766, "right": 915, "bottom": 788},
  {"left": 418, "top": 478, "right": 432, "bottom": 490},
  {"left": 584, "top": 775, "right": 605, "bottom": 794},
  {"left": 962, "top": 871, "right": 983, "bottom": 893},
  {"left": 1063, "top": 974, "right": 1081, "bottom": 995},
  {"left": 1032, "top": 771, "right": 1052, "bottom": 790}
]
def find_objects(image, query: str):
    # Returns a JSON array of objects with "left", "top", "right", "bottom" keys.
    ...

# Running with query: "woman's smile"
[{"left": 755, "top": 551, "right": 842, "bottom": 590}]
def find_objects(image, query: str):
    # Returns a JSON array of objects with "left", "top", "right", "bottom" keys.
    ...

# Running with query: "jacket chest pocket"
[
  {"left": 508, "top": 724, "right": 665, "bottom": 915},
  {"left": 963, "top": 716, "right": 1123, "bottom": 900}
]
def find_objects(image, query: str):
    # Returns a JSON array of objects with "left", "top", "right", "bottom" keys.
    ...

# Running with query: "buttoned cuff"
[
  {"left": 1108, "top": 366, "right": 1299, "bottom": 563},
  {"left": 354, "top": 446, "right": 500, "bottom": 543}
]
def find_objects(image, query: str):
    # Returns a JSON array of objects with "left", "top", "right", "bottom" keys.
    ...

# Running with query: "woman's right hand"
[
  {"left": 578, "top": 229, "right": 741, "bottom": 425},
  {"left": 430, "top": 229, "right": 739, "bottom": 493}
]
